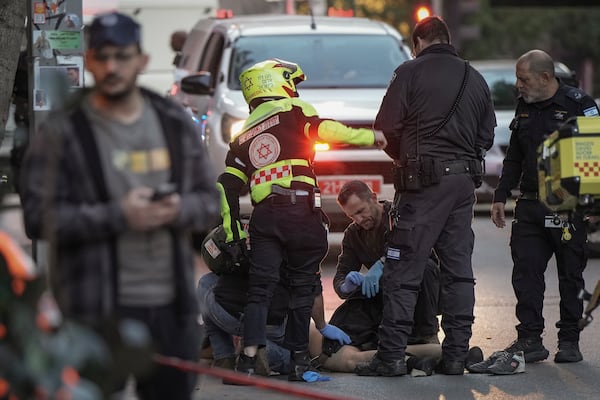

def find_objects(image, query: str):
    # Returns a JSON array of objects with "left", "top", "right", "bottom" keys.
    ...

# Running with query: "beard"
[
  {"left": 360, "top": 218, "right": 376, "bottom": 231},
  {"left": 97, "top": 73, "right": 138, "bottom": 101},
  {"left": 519, "top": 86, "right": 544, "bottom": 104}
]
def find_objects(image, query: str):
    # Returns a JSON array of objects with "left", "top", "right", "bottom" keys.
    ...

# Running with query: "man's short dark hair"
[
  {"left": 337, "top": 180, "right": 374, "bottom": 206},
  {"left": 412, "top": 16, "right": 450, "bottom": 49}
]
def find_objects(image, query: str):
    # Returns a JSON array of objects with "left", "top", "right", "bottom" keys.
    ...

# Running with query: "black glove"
[{"left": 223, "top": 239, "right": 250, "bottom": 274}]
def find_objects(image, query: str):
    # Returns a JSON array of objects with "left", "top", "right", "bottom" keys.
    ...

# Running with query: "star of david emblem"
[{"left": 257, "top": 142, "right": 272, "bottom": 160}]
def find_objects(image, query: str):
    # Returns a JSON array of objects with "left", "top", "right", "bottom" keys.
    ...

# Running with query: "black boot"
[
  {"left": 222, "top": 353, "right": 256, "bottom": 385},
  {"left": 355, "top": 352, "right": 407, "bottom": 377},
  {"left": 435, "top": 358, "right": 465, "bottom": 375},
  {"left": 236, "top": 353, "right": 257, "bottom": 375},
  {"left": 554, "top": 341, "right": 583, "bottom": 363},
  {"left": 288, "top": 350, "right": 312, "bottom": 381}
]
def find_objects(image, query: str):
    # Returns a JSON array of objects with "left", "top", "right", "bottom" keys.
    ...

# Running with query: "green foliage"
[
  {"left": 356, "top": 0, "right": 415, "bottom": 32},
  {"left": 352, "top": 0, "right": 600, "bottom": 97},
  {"left": 462, "top": 4, "right": 600, "bottom": 97}
]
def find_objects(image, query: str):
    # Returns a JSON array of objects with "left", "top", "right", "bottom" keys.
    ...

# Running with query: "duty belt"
[
  {"left": 267, "top": 185, "right": 310, "bottom": 205},
  {"left": 442, "top": 160, "right": 471, "bottom": 175},
  {"left": 519, "top": 191, "right": 538, "bottom": 200}
]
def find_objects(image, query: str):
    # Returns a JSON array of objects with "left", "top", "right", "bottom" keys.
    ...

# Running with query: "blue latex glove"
[
  {"left": 339, "top": 271, "right": 364, "bottom": 294},
  {"left": 302, "top": 371, "right": 332, "bottom": 382},
  {"left": 361, "top": 259, "right": 384, "bottom": 298},
  {"left": 319, "top": 323, "right": 351, "bottom": 345}
]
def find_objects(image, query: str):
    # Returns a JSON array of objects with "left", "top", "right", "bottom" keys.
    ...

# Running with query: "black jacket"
[
  {"left": 375, "top": 43, "right": 495, "bottom": 165},
  {"left": 493, "top": 84, "right": 600, "bottom": 203},
  {"left": 21, "top": 89, "right": 220, "bottom": 323}
]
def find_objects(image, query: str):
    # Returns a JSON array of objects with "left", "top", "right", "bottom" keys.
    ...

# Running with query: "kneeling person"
[{"left": 197, "top": 226, "right": 350, "bottom": 379}]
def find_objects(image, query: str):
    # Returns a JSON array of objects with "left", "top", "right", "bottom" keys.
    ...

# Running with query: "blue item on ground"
[{"left": 302, "top": 371, "right": 332, "bottom": 382}]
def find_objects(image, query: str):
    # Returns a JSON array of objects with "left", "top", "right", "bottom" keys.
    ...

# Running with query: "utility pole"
[{"left": 432, "top": 0, "right": 443, "bottom": 17}]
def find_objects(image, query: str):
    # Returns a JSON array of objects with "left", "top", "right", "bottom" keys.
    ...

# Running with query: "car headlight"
[
  {"left": 221, "top": 113, "right": 246, "bottom": 143},
  {"left": 314, "top": 142, "right": 330, "bottom": 152}
]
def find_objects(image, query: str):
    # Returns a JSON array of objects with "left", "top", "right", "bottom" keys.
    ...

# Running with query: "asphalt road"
[
  {"left": 192, "top": 215, "right": 600, "bottom": 400},
  {"left": 2, "top": 200, "right": 598, "bottom": 400}
]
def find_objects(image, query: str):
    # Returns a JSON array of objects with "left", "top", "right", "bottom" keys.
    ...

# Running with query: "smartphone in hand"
[{"left": 151, "top": 182, "right": 176, "bottom": 201}]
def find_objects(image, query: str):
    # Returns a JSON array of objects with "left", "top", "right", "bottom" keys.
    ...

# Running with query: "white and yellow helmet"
[{"left": 240, "top": 58, "right": 306, "bottom": 105}]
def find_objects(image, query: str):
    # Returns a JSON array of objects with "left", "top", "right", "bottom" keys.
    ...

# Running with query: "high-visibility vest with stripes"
[{"left": 224, "top": 97, "right": 375, "bottom": 204}]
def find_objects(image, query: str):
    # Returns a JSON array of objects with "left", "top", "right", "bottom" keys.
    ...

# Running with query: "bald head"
[
  {"left": 515, "top": 49, "right": 559, "bottom": 103},
  {"left": 517, "top": 49, "right": 555, "bottom": 78}
]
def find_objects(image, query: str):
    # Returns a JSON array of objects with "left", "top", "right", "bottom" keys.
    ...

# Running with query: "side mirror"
[{"left": 181, "top": 72, "right": 213, "bottom": 95}]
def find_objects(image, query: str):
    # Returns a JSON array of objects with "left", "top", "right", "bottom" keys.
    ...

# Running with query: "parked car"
[
  {"left": 169, "top": 14, "right": 412, "bottom": 230},
  {"left": 471, "top": 59, "right": 579, "bottom": 202}
]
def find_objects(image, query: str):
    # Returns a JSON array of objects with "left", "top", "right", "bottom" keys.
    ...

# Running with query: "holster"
[
  {"left": 421, "top": 157, "right": 443, "bottom": 187},
  {"left": 393, "top": 159, "right": 423, "bottom": 192},
  {"left": 393, "top": 157, "right": 442, "bottom": 192},
  {"left": 469, "top": 159, "right": 484, "bottom": 188}
]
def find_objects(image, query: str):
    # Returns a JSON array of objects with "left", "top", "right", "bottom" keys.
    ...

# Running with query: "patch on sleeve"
[
  {"left": 386, "top": 247, "right": 401, "bottom": 260},
  {"left": 203, "top": 238, "right": 222, "bottom": 260},
  {"left": 583, "top": 106, "right": 599, "bottom": 117}
]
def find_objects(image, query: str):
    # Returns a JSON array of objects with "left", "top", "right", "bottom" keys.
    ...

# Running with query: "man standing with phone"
[{"left": 20, "top": 12, "right": 219, "bottom": 399}]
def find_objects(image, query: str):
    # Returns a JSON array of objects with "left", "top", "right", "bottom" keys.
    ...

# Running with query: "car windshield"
[
  {"left": 229, "top": 34, "right": 408, "bottom": 89},
  {"left": 477, "top": 68, "right": 518, "bottom": 110}
]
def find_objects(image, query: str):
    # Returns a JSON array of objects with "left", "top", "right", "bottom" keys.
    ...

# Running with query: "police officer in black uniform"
[
  {"left": 491, "top": 49, "right": 600, "bottom": 364},
  {"left": 217, "top": 59, "right": 386, "bottom": 381},
  {"left": 355, "top": 16, "right": 495, "bottom": 377}
]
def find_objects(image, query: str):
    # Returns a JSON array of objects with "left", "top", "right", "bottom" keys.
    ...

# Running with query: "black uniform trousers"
[
  {"left": 510, "top": 199, "right": 587, "bottom": 343},
  {"left": 411, "top": 256, "right": 441, "bottom": 340},
  {"left": 379, "top": 174, "right": 476, "bottom": 362},
  {"left": 244, "top": 194, "right": 328, "bottom": 352}
]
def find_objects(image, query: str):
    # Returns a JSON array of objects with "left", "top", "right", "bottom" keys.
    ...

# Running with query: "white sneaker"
[{"left": 487, "top": 351, "right": 525, "bottom": 375}]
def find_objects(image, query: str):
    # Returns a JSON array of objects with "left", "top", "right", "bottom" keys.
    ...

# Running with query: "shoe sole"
[
  {"left": 356, "top": 368, "right": 406, "bottom": 377},
  {"left": 487, "top": 367, "right": 525, "bottom": 375},
  {"left": 440, "top": 370, "right": 464, "bottom": 375},
  {"left": 554, "top": 354, "right": 583, "bottom": 363},
  {"left": 523, "top": 349, "right": 549, "bottom": 363}
]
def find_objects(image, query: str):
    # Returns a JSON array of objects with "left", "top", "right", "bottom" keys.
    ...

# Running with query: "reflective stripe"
[
  {"left": 249, "top": 159, "right": 315, "bottom": 204},
  {"left": 224, "top": 166, "right": 248, "bottom": 183},
  {"left": 293, "top": 175, "right": 316, "bottom": 186},
  {"left": 250, "top": 159, "right": 309, "bottom": 187},
  {"left": 317, "top": 119, "right": 374, "bottom": 146},
  {"left": 251, "top": 164, "right": 291, "bottom": 186},
  {"left": 216, "top": 182, "right": 247, "bottom": 243}
]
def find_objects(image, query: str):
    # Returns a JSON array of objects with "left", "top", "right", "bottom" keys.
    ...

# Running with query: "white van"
[
  {"left": 83, "top": 0, "right": 217, "bottom": 94},
  {"left": 171, "top": 14, "right": 413, "bottom": 230}
]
